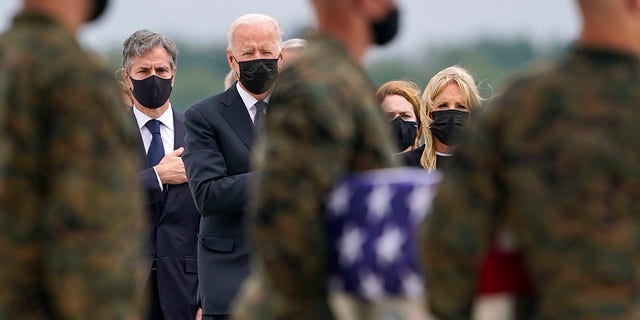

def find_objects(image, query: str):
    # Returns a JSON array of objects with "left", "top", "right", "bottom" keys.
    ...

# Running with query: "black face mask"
[
  {"left": 89, "top": 0, "right": 109, "bottom": 21},
  {"left": 236, "top": 58, "right": 279, "bottom": 95},
  {"left": 390, "top": 117, "right": 417, "bottom": 151},
  {"left": 430, "top": 109, "right": 469, "bottom": 146},
  {"left": 371, "top": 7, "right": 400, "bottom": 45},
  {"left": 129, "top": 75, "right": 173, "bottom": 109}
]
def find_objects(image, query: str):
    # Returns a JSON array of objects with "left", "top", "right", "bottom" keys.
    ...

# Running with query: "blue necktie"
[{"left": 145, "top": 119, "right": 164, "bottom": 166}]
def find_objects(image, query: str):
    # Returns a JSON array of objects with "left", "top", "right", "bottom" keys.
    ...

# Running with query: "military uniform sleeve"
[
  {"left": 247, "top": 78, "right": 349, "bottom": 319},
  {"left": 231, "top": 264, "right": 281, "bottom": 320},
  {"left": 41, "top": 66, "right": 146, "bottom": 319},
  {"left": 421, "top": 100, "right": 506, "bottom": 319}
]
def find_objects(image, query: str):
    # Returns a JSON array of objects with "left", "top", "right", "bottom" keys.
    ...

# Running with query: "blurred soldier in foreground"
[
  {"left": 0, "top": 0, "right": 146, "bottom": 318},
  {"left": 423, "top": 0, "right": 640, "bottom": 319},
  {"left": 233, "top": 0, "right": 400, "bottom": 319}
]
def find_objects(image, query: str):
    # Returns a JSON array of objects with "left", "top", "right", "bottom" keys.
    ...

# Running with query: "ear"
[
  {"left": 352, "top": 0, "right": 366, "bottom": 8},
  {"left": 278, "top": 48, "right": 284, "bottom": 69},
  {"left": 171, "top": 70, "right": 176, "bottom": 87},
  {"left": 227, "top": 49, "right": 242, "bottom": 80},
  {"left": 121, "top": 68, "right": 132, "bottom": 91},
  {"left": 227, "top": 49, "right": 236, "bottom": 70},
  {"left": 355, "top": 0, "right": 395, "bottom": 21},
  {"left": 352, "top": 0, "right": 372, "bottom": 20}
]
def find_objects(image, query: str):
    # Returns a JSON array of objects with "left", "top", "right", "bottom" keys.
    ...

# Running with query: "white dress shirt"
[
  {"left": 236, "top": 82, "right": 270, "bottom": 123},
  {"left": 133, "top": 105, "right": 175, "bottom": 190}
]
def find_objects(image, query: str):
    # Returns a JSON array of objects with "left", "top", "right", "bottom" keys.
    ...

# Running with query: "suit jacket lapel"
[
  {"left": 158, "top": 109, "right": 186, "bottom": 224},
  {"left": 221, "top": 86, "right": 254, "bottom": 151},
  {"left": 173, "top": 109, "right": 185, "bottom": 149},
  {"left": 130, "top": 108, "right": 150, "bottom": 168},
  {"left": 130, "top": 108, "right": 165, "bottom": 221}
]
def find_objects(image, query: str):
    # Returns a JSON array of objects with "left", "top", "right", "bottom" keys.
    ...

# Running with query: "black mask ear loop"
[
  {"left": 126, "top": 71, "right": 135, "bottom": 94},
  {"left": 231, "top": 55, "right": 243, "bottom": 82},
  {"left": 231, "top": 55, "right": 240, "bottom": 81}
]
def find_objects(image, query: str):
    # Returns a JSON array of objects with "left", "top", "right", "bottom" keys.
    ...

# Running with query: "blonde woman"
[
  {"left": 402, "top": 65, "right": 483, "bottom": 170},
  {"left": 376, "top": 80, "right": 423, "bottom": 152}
]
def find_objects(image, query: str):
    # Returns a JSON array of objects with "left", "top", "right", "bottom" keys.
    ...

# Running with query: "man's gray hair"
[
  {"left": 122, "top": 29, "right": 178, "bottom": 74},
  {"left": 226, "top": 14, "right": 283, "bottom": 53}
]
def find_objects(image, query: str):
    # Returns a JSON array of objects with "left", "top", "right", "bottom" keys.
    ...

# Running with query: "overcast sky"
[{"left": 1, "top": 0, "right": 580, "bottom": 60}]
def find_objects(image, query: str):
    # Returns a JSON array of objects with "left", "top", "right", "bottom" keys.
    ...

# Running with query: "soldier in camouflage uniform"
[
  {"left": 422, "top": 0, "right": 640, "bottom": 319},
  {"left": 232, "top": 0, "right": 401, "bottom": 319},
  {"left": 0, "top": 0, "right": 146, "bottom": 319}
]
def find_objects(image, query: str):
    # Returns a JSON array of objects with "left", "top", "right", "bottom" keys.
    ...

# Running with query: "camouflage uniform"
[
  {"left": 422, "top": 47, "right": 640, "bottom": 319},
  {"left": 233, "top": 34, "right": 398, "bottom": 319},
  {"left": 0, "top": 12, "right": 146, "bottom": 319}
]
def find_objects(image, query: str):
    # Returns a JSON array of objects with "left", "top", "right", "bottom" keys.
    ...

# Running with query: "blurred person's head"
[
  {"left": 119, "top": 80, "right": 134, "bottom": 109},
  {"left": 226, "top": 14, "right": 283, "bottom": 100},
  {"left": 223, "top": 70, "right": 238, "bottom": 90},
  {"left": 282, "top": 38, "right": 308, "bottom": 66},
  {"left": 121, "top": 29, "right": 178, "bottom": 115},
  {"left": 577, "top": 0, "right": 640, "bottom": 55},
  {"left": 376, "top": 80, "right": 422, "bottom": 152},
  {"left": 113, "top": 69, "right": 134, "bottom": 109},
  {"left": 22, "top": 0, "right": 109, "bottom": 33},
  {"left": 310, "top": 0, "right": 400, "bottom": 62},
  {"left": 420, "top": 65, "right": 483, "bottom": 170}
]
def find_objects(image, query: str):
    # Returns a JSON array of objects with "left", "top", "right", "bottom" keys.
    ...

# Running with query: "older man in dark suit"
[
  {"left": 121, "top": 29, "right": 200, "bottom": 320},
  {"left": 183, "top": 13, "right": 283, "bottom": 320}
]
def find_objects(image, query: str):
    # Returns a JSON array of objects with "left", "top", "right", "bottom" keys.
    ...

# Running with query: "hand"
[
  {"left": 195, "top": 307, "right": 202, "bottom": 320},
  {"left": 155, "top": 147, "right": 187, "bottom": 185}
]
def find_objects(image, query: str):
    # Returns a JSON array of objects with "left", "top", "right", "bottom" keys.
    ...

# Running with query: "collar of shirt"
[
  {"left": 133, "top": 104, "right": 176, "bottom": 154},
  {"left": 435, "top": 151, "right": 453, "bottom": 157},
  {"left": 133, "top": 104, "right": 175, "bottom": 133},
  {"left": 235, "top": 82, "right": 270, "bottom": 121}
]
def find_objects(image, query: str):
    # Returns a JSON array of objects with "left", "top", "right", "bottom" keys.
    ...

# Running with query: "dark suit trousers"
[{"left": 146, "top": 266, "right": 165, "bottom": 320}]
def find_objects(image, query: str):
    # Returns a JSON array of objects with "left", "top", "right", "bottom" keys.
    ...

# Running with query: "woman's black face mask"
[
  {"left": 430, "top": 109, "right": 469, "bottom": 146},
  {"left": 390, "top": 117, "right": 417, "bottom": 151}
]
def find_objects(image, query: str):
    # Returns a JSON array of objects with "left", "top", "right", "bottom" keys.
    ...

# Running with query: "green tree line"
[{"left": 107, "top": 37, "right": 569, "bottom": 112}]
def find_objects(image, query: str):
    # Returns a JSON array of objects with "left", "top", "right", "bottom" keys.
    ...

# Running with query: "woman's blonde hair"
[
  {"left": 376, "top": 80, "right": 423, "bottom": 150},
  {"left": 419, "top": 66, "right": 484, "bottom": 171}
]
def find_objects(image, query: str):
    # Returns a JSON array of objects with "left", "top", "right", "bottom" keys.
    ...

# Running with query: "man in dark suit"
[
  {"left": 183, "top": 14, "right": 283, "bottom": 320},
  {"left": 121, "top": 29, "right": 200, "bottom": 320}
]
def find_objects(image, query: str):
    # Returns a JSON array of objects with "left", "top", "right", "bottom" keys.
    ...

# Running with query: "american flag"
[{"left": 324, "top": 167, "right": 441, "bottom": 301}]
